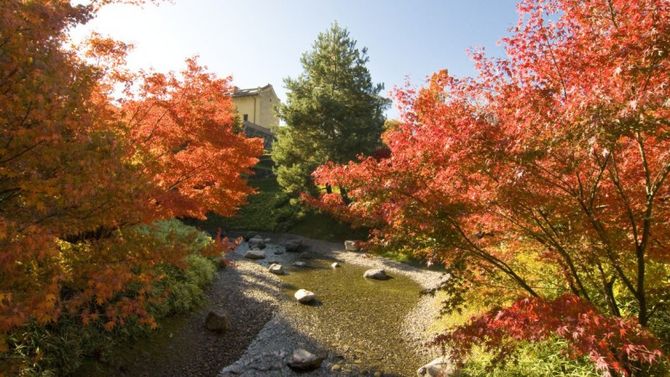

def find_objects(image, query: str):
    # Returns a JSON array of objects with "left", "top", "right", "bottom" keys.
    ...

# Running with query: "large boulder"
[
  {"left": 294, "top": 289, "right": 316, "bottom": 304},
  {"left": 287, "top": 348, "right": 324, "bottom": 371},
  {"left": 283, "top": 239, "right": 303, "bottom": 252},
  {"left": 204, "top": 310, "right": 230, "bottom": 332},
  {"left": 417, "top": 357, "right": 458, "bottom": 376},
  {"left": 344, "top": 240, "right": 360, "bottom": 251},
  {"left": 363, "top": 268, "right": 390, "bottom": 280},
  {"left": 268, "top": 263, "right": 285, "bottom": 275},
  {"left": 244, "top": 249, "right": 266, "bottom": 260}
]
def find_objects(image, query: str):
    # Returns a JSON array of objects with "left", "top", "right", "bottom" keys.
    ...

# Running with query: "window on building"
[{"left": 243, "top": 114, "right": 249, "bottom": 121}]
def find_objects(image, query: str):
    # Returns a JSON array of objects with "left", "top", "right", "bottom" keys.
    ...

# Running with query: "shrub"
[
  {"left": 460, "top": 338, "right": 600, "bottom": 377},
  {"left": 151, "top": 254, "right": 217, "bottom": 316},
  {"left": 2, "top": 220, "right": 218, "bottom": 377}
]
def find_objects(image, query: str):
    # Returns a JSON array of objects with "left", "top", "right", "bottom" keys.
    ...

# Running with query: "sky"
[{"left": 70, "top": 0, "right": 521, "bottom": 119}]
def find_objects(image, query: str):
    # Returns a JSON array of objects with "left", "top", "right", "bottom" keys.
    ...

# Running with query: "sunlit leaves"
[
  {"left": 311, "top": 0, "right": 670, "bottom": 373},
  {"left": 0, "top": 0, "right": 260, "bottom": 351}
]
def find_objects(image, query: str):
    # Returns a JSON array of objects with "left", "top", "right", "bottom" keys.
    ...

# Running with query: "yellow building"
[{"left": 232, "top": 84, "right": 279, "bottom": 150}]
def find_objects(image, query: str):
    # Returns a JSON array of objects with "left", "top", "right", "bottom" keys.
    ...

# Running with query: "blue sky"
[{"left": 70, "top": 0, "right": 520, "bottom": 119}]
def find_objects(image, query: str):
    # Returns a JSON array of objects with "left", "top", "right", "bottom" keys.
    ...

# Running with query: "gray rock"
[
  {"left": 204, "top": 310, "right": 230, "bottom": 332},
  {"left": 283, "top": 239, "right": 303, "bottom": 252},
  {"left": 268, "top": 263, "right": 285, "bottom": 275},
  {"left": 293, "top": 261, "right": 307, "bottom": 267},
  {"left": 273, "top": 247, "right": 285, "bottom": 255},
  {"left": 287, "top": 348, "right": 324, "bottom": 371},
  {"left": 344, "top": 240, "right": 360, "bottom": 251},
  {"left": 294, "top": 289, "right": 316, "bottom": 304},
  {"left": 248, "top": 236, "right": 266, "bottom": 249},
  {"left": 244, "top": 249, "right": 266, "bottom": 260},
  {"left": 331, "top": 262, "right": 341, "bottom": 268},
  {"left": 364, "top": 268, "right": 390, "bottom": 280},
  {"left": 417, "top": 357, "right": 458, "bottom": 376}
]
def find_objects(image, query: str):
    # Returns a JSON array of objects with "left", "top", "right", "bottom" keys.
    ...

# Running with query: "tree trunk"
[{"left": 339, "top": 186, "right": 351, "bottom": 204}]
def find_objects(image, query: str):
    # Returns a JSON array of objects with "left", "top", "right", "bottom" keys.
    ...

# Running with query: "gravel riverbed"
[
  {"left": 80, "top": 233, "right": 447, "bottom": 377},
  {"left": 217, "top": 234, "right": 447, "bottom": 377}
]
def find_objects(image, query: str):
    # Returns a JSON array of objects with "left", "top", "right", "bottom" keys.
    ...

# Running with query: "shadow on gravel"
[
  {"left": 218, "top": 243, "right": 430, "bottom": 377},
  {"left": 74, "top": 258, "right": 281, "bottom": 377}
]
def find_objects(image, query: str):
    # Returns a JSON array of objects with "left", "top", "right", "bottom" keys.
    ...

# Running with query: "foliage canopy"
[
  {"left": 311, "top": 0, "right": 670, "bottom": 375},
  {"left": 0, "top": 0, "right": 261, "bottom": 362}
]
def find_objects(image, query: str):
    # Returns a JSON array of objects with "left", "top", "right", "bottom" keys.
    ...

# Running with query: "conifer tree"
[{"left": 272, "top": 23, "right": 389, "bottom": 197}]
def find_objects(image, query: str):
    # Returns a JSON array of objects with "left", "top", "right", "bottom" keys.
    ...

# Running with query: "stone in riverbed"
[
  {"left": 331, "top": 262, "right": 341, "bottom": 268},
  {"left": 268, "top": 263, "right": 285, "bottom": 275},
  {"left": 244, "top": 249, "right": 266, "bottom": 260},
  {"left": 294, "top": 289, "right": 316, "bottom": 304},
  {"left": 283, "top": 239, "right": 303, "bottom": 252},
  {"left": 293, "top": 261, "right": 307, "bottom": 267},
  {"left": 248, "top": 236, "right": 266, "bottom": 249},
  {"left": 363, "top": 268, "right": 390, "bottom": 280},
  {"left": 287, "top": 348, "right": 324, "bottom": 371},
  {"left": 417, "top": 356, "right": 458, "bottom": 376},
  {"left": 204, "top": 310, "right": 230, "bottom": 332},
  {"left": 344, "top": 240, "right": 360, "bottom": 251}
]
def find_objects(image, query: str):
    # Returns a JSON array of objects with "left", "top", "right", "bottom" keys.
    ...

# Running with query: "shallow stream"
[
  {"left": 279, "top": 253, "right": 424, "bottom": 376},
  {"left": 72, "top": 239, "right": 431, "bottom": 377}
]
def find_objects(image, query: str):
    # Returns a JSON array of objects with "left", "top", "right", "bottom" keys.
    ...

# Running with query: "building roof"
[{"left": 232, "top": 84, "right": 273, "bottom": 98}]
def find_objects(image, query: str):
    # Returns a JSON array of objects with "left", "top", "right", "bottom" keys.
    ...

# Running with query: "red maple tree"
[{"left": 312, "top": 0, "right": 670, "bottom": 374}]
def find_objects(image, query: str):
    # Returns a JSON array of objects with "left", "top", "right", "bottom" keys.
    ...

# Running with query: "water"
[
  {"left": 73, "top": 249, "right": 427, "bottom": 377},
  {"left": 280, "top": 254, "right": 423, "bottom": 376}
]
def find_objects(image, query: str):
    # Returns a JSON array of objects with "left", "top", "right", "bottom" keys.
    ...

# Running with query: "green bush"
[
  {"left": 3, "top": 220, "right": 218, "bottom": 377},
  {"left": 151, "top": 254, "right": 217, "bottom": 316},
  {"left": 460, "top": 338, "right": 600, "bottom": 377}
]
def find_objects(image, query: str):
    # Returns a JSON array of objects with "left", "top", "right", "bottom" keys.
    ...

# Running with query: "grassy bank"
[{"left": 191, "top": 159, "right": 367, "bottom": 242}]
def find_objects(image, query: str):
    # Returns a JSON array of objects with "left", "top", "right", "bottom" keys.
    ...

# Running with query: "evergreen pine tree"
[{"left": 272, "top": 23, "right": 389, "bottom": 197}]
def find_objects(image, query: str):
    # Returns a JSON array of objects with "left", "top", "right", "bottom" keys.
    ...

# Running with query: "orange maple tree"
[
  {"left": 123, "top": 58, "right": 261, "bottom": 219},
  {"left": 0, "top": 0, "right": 261, "bottom": 355}
]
